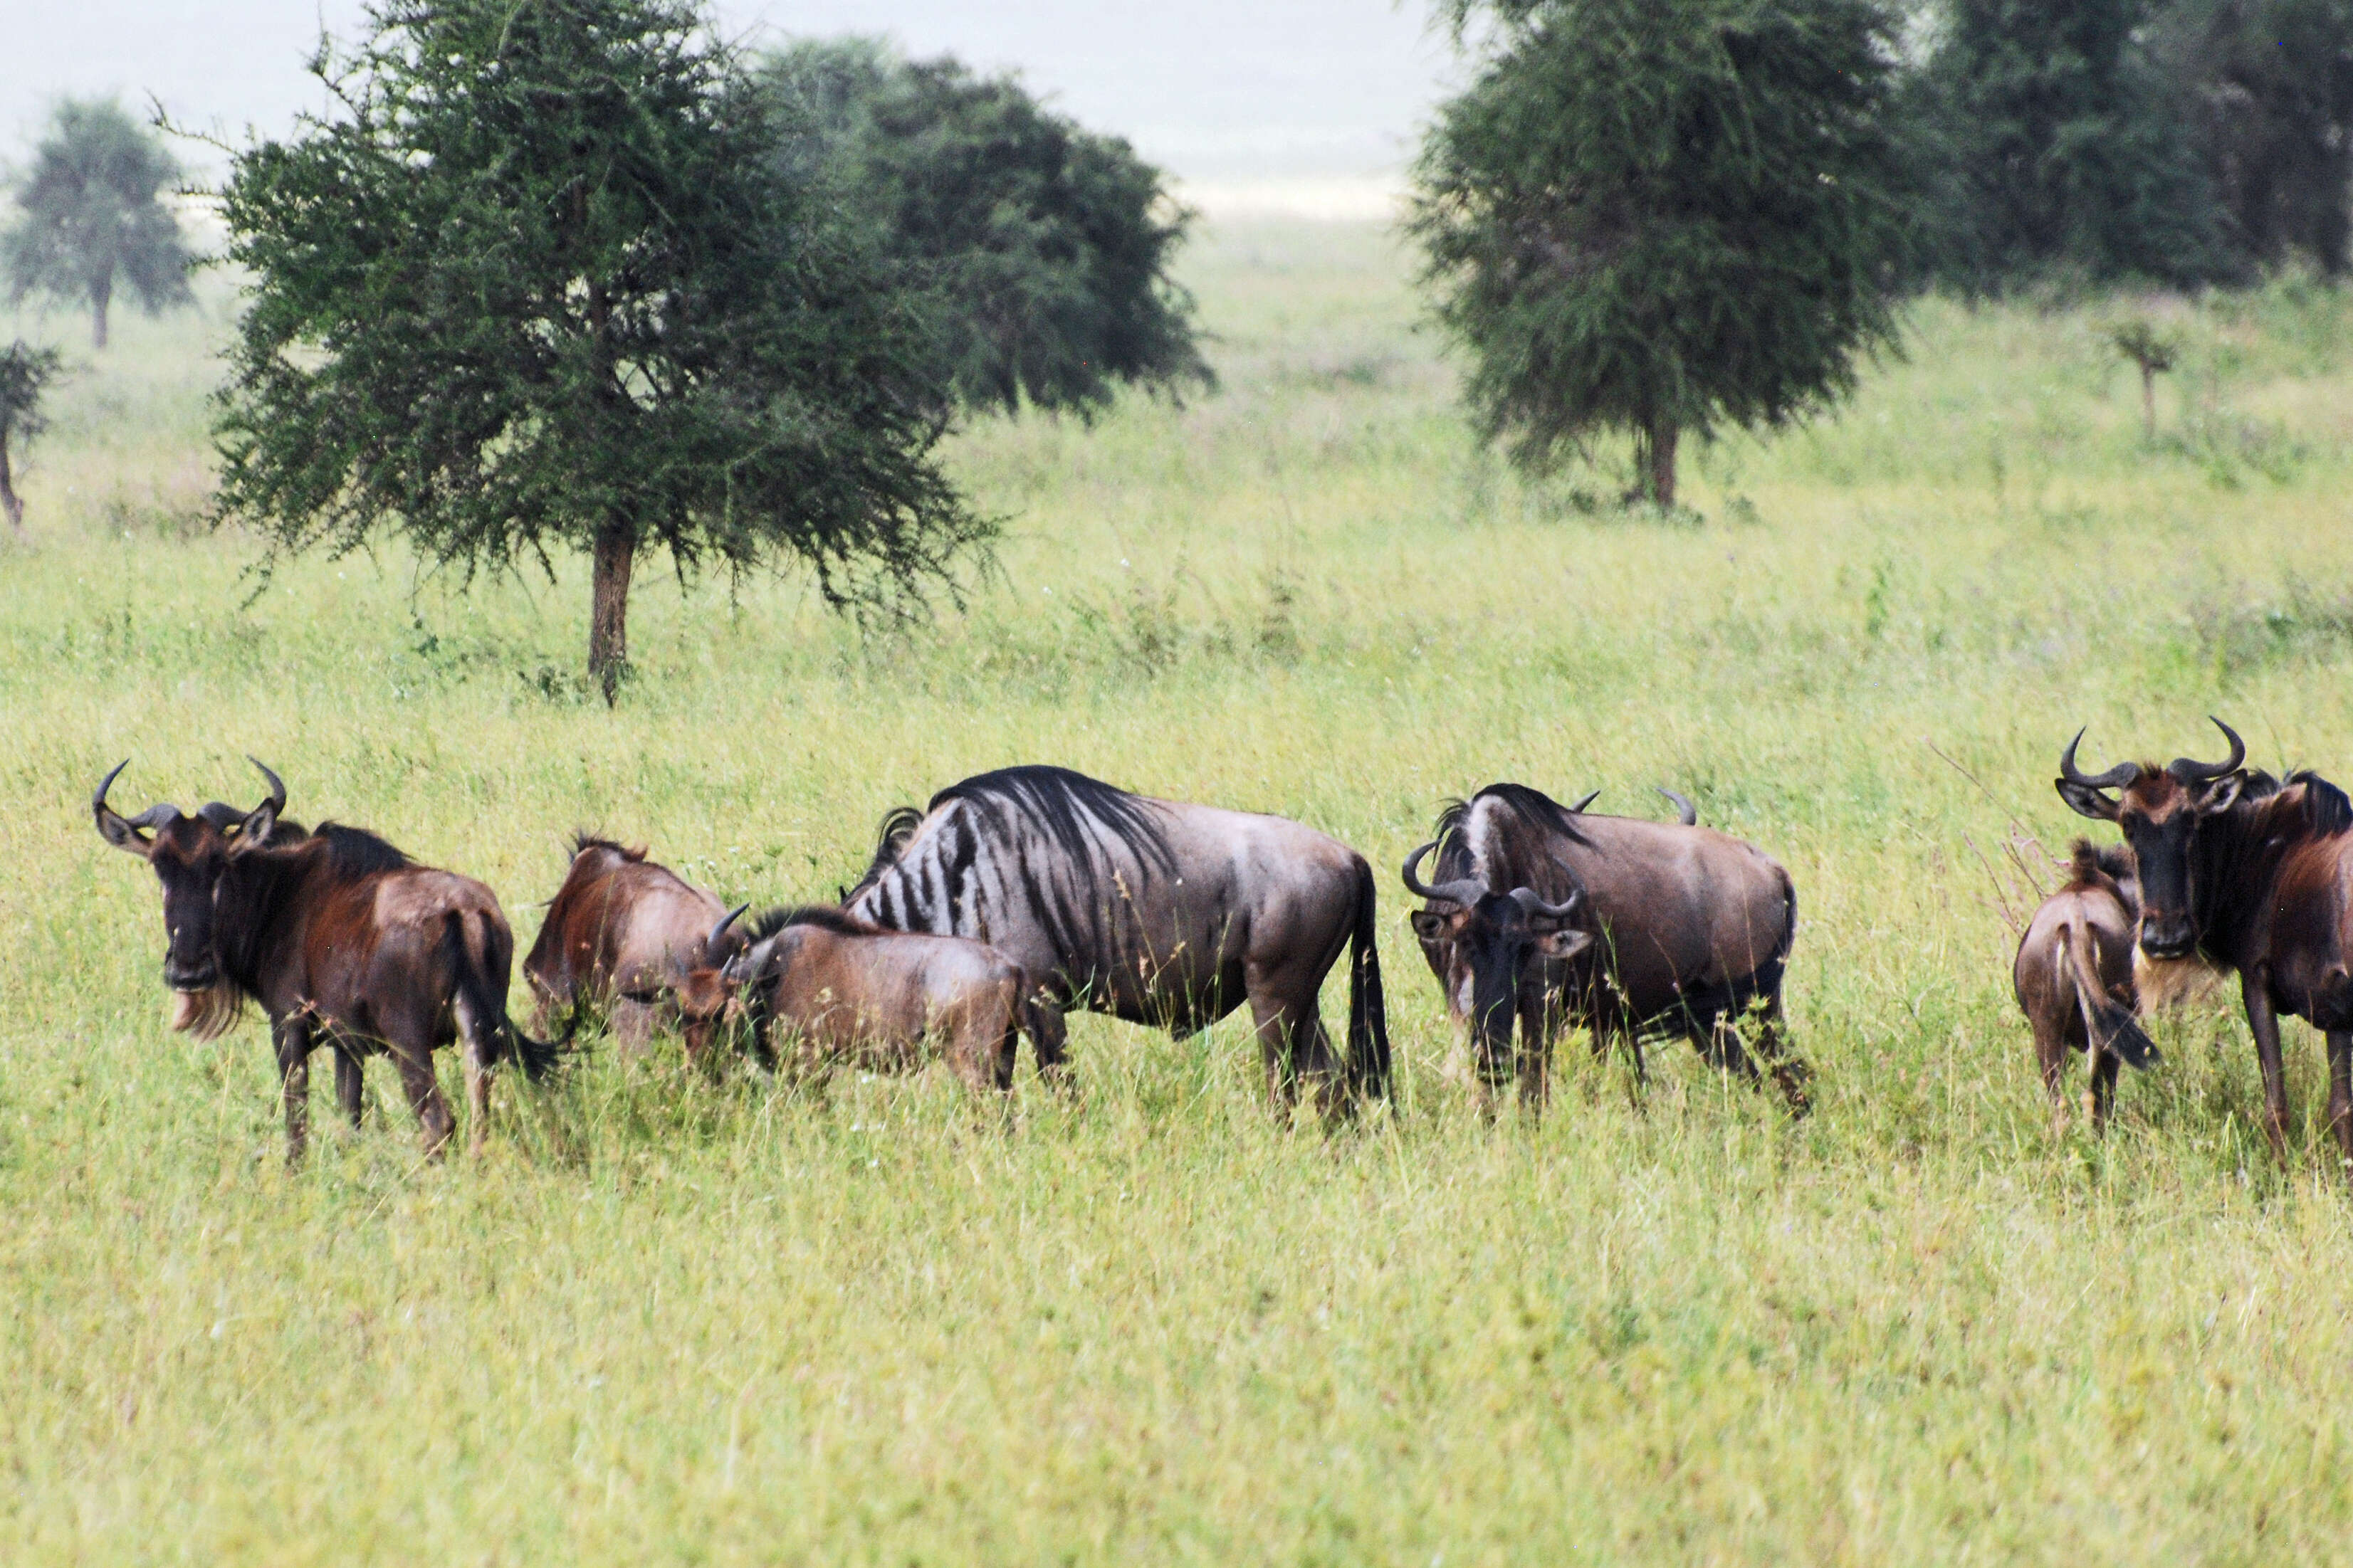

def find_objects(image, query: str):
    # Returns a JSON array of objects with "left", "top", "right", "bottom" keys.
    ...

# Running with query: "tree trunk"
[
  {"left": 90, "top": 275, "right": 111, "bottom": 352},
  {"left": 1637, "top": 414, "right": 1678, "bottom": 508},
  {"left": 0, "top": 434, "right": 20, "bottom": 532},
  {"left": 589, "top": 520, "right": 636, "bottom": 705},
  {"left": 2140, "top": 365, "right": 2157, "bottom": 443}
]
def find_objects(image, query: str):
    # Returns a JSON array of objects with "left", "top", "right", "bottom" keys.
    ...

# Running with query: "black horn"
[
  {"left": 1568, "top": 789, "right": 1600, "bottom": 814},
  {"left": 93, "top": 759, "right": 130, "bottom": 820},
  {"left": 247, "top": 757, "right": 288, "bottom": 814},
  {"left": 1657, "top": 786, "right": 1697, "bottom": 826},
  {"left": 1400, "top": 841, "right": 1487, "bottom": 907},
  {"left": 2170, "top": 717, "right": 2245, "bottom": 784},
  {"left": 1508, "top": 885, "right": 1584, "bottom": 921},
  {"left": 706, "top": 903, "right": 748, "bottom": 960},
  {"left": 2059, "top": 728, "right": 2138, "bottom": 791}
]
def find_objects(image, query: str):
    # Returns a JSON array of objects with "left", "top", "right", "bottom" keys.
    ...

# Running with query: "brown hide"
[
  {"left": 523, "top": 837, "right": 744, "bottom": 1055},
  {"left": 93, "top": 761, "right": 552, "bottom": 1162},
  {"left": 2013, "top": 841, "right": 2156, "bottom": 1131},
  {"left": 723, "top": 907, "right": 1029, "bottom": 1093}
]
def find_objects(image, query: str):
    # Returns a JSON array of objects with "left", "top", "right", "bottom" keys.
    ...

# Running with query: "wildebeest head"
[
  {"left": 93, "top": 758, "right": 286, "bottom": 1033},
  {"left": 2056, "top": 720, "right": 2245, "bottom": 960},
  {"left": 1402, "top": 841, "right": 1593, "bottom": 1078},
  {"left": 672, "top": 903, "right": 752, "bottom": 1057}
]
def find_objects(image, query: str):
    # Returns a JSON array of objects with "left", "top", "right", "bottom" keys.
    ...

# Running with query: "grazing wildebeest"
[
  {"left": 2013, "top": 840, "right": 2158, "bottom": 1131},
  {"left": 523, "top": 836, "right": 747, "bottom": 1058},
  {"left": 2059, "top": 719, "right": 2353, "bottom": 1172},
  {"left": 93, "top": 759, "right": 557, "bottom": 1161},
  {"left": 676, "top": 905, "right": 1049, "bottom": 1093},
  {"left": 1404, "top": 782, "right": 1807, "bottom": 1112},
  {"left": 842, "top": 765, "right": 1389, "bottom": 1113}
]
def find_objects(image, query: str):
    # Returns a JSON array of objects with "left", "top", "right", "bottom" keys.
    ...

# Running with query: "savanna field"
[{"left": 8, "top": 219, "right": 2353, "bottom": 1562}]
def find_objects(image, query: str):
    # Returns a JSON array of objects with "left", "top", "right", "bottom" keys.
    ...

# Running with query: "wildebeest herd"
[{"left": 89, "top": 717, "right": 2353, "bottom": 1180}]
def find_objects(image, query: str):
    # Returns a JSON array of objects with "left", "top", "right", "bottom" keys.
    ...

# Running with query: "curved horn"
[
  {"left": 2059, "top": 728, "right": 2138, "bottom": 791},
  {"left": 1568, "top": 789, "right": 1600, "bottom": 814},
  {"left": 706, "top": 903, "right": 748, "bottom": 959},
  {"left": 1508, "top": 885, "right": 1584, "bottom": 922},
  {"left": 93, "top": 759, "right": 131, "bottom": 819},
  {"left": 246, "top": 756, "right": 287, "bottom": 815},
  {"left": 1657, "top": 786, "right": 1697, "bottom": 826},
  {"left": 2170, "top": 717, "right": 2245, "bottom": 784},
  {"left": 1400, "top": 841, "right": 1487, "bottom": 907}
]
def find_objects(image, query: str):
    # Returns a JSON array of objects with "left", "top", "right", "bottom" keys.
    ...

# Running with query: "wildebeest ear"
[
  {"left": 1408, "top": 910, "right": 1452, "bottom": 943},
  {"left": 1534, "top": 927, "right": 1594, "bottom": 960},
  {"left": 2196, "top": 773, "right": 2244, "bottom": 815},
  {"left": 2055, "top": 778, "right": 2122, "bottom": 822},
  {"left": 231, "top": 798, "right": 280, "bottom": 853}
]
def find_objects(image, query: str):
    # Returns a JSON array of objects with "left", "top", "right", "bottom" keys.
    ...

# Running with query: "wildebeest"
[
  {"left": 2059, "top": 719, "right": 2353, "bottom": 1171},
  {"left": 1403, "top": 782, "right": 1807, "bottom": 1111},
  {"left": 522, "top": 836, "right": 747, "bottom": 1058},
  {"left": 842, "top": 765, "right": 1388, "bottom": 1114},
  {"left": 2013, "top": 840, "right": 2158, "bottom": 1131},
  {"left": 93, "top": 759, "right": 557, "bottom": 1161},
  {"left": 677, "top": 905, "right": 1049, "bottom": 1093}
]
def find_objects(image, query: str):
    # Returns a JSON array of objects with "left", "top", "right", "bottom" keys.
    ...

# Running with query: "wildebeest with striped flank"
[
  {"left": 523, "top": 836, "right": 748, "bottom": 1059},
  {"left": 842, "top": 766, "right": 1389, "bottom": 1114},
  {"left": 2013, "top": 840, "right": 2158, "bottom": 1132},
  {"left": 2058, "top": 719, "right": 2353, "bottom": 1172},
  {"left": 93, "top": 759, "right": 558, "bottom": 1162},
  {"left": 1403, "top": 782, "right": 1807, "bottom": 1112}
]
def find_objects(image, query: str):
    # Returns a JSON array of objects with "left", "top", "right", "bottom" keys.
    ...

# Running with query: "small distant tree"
[
  {"left": 211, "top": 0, "right": 990, "bottom": 702},
  {"left": 2110, "top": 318, "right": 2178, "bottom": 441},
  {"left": 2, "top": 99, "right": 194, "bottom": 349},
  {"left": 0, "top": 341, "right": 64, "bottom": 532},
  {"left": 758, "top": 38, "right": 1211, "bottom": 420},
  {"left": 1410, "top": 0, "right": 1912, "bottom": 507}
]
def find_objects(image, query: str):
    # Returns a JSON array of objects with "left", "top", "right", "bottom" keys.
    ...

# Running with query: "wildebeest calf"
[
  {"left": 523, "top": 836, "right": 747, "bottom": 1058},
  {"left": 94, "top": 759, "right": 557, "bottom": 1162},
  {"left": 681, "top": 905, "right": 1051, "bottom": 1093},
  {"left": 2013, "top": 841, "right": 2159, "bottom": 1131}
]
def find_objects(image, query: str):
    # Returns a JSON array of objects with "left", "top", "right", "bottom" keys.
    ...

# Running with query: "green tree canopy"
[
  {"left": 3, "top": 98, "right": 195, "bottom": 350},
  {"left": 210, "top": 0, "right": 990, "bottom": 700},
  {"left": 756, "top": 38, "right": 1211, "bottom": 421},
  {"left": 1910, "top": 0, "right": 2228, "bottom": 290},
  {"left": 0, "top": 341, "right": 64, "bottom": 532},
  {"left": 1410, "top": 0, "right": 1912, "bottom": 506}
]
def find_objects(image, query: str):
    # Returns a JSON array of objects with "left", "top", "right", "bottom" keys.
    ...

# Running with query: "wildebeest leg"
[
  {"left": 2087, "top": 1044, "right": 2118, "bottom": 1132},
  {"left": 2032, "top": 1014, "right": 2070, "bottom": 1133},
  {"left": 273, "top": 1015, "right": 313, "bottom": 1166},
  {"left": 2328, "top": 1029, "right": 2353, "bottom": 1180},
  {"left": 2242, "top": 967, "right": 2292, "bottom": 1162},
  {"left": 392, "top": 1043, "right": 454, "bottom": 1158},
  {"left": 453, "top": 991, "right": 495, "bottom": 1158},
  {"left": 609, "top": 996, "right": 658, "bottom": 1059},
  {"left": 1745, "top": 994, "right": 1812, "bottom": 1115},
  {"left": 1247, "top": 991, "right": 1304, "bottom": 1115},
  {"left": 334, "top": 1045, "right": 366, "bottom": 1129},
  {"left": 1515, "top": 989, "right": 1554, "bottom": 1114},
  {"left": 1024, "top": 987, "right": 1074, "bottom": 1094}
]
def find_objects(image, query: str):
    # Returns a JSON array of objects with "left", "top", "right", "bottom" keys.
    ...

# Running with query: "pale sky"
[{"left": 1, "top": 1, "right": 1457, "bottom": 196}]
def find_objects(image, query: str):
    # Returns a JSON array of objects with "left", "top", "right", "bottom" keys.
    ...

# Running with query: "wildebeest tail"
[
  {"left": 2060, "top": 914, "right": 2159, "bottom": 1071},
  {"left": 1346, "top": 856, "right": 1392, "bottom": 1101},
  {"left": 445, "top": 912, "right": 567, "bottom": 1081}
]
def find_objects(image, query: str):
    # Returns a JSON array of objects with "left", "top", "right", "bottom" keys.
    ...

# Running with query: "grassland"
[{"left": 6, "top": 221, "right": 2353, "bottom": 1563}]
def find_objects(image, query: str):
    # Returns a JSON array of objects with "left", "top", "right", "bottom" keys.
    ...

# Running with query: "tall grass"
[{"left": 5, "top": 225, "right": 2353, "bottom": 1561}]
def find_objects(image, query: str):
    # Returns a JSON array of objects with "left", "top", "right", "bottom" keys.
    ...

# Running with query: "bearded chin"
[
  {"left": 2134, "top": 948, "right": 2228, "bottom": 1016},
  {"left": 168, "top": 984, "right": 246, "bottom": 1042}
]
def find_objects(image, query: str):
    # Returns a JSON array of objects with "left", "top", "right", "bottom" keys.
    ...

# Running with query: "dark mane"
[
  {"left": 572, "top": 833, "right": 647, "bottom": 863},
  {"left": 310, "top": 822, "right": 412, "bottom": 880},
  {"left": 931, "top": 765, "right": 1176, "bottom": 877},
  {"left": 2068, "top": 838, "right": 2134, "bottom": 888},
  {"left": 1451, "top": 783, "right": 1593, "bottom": 853},
  {"left": 2285, "top": 770, "right": 2353, "bottom": 837},
  {"left": 746, "top": 903, "right": 879, "bottom": 940}
]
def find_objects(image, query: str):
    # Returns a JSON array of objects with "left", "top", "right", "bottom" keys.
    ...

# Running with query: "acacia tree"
[
  {"left": 757, "top": 39, "right": 1211, "bottom": 420},
  {"left": 3, "top": 100, "right": 195, "bottom": 351},
  {"left": 1410, "top": 0, "right": 1912, "bottom": 506},
  {"left": 211, "top": 0, "right": 989, "bottom": 700},
  {"left": 0, "top": 342, "right": 63, "bottom": 532}
]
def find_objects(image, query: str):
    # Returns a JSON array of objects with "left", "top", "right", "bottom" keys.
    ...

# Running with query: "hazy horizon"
[{"left": 1, "top": 1, "right": 1460, "bottom": 206}]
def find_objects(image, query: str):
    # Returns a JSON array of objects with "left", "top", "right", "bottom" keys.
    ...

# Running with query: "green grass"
[{"left": 7, "top": 223, "right": 2353, "bottom": 1562}]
